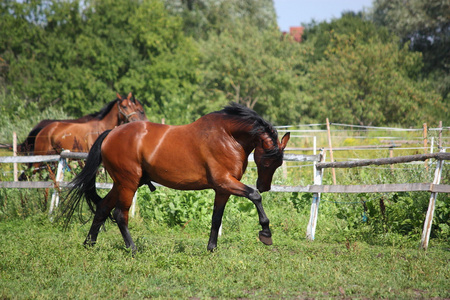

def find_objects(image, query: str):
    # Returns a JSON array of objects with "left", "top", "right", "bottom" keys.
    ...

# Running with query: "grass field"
[{"left": 1, "top": 195, "right": 449, "bottom": 299}]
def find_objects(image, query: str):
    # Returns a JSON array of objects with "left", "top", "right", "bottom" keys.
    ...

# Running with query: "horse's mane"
[
  {"left": 217, "top": 103, "right": 281, "bottom": 157},
  {"left": 91, "top": 99, "right": 119, "bottom": 120}
]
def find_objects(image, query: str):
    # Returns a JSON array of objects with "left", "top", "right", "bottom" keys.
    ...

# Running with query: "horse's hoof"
[
  {"left": 207, "top": 244, "right": 217, "bottom": 252},
  {"left": 83, "top": 240, "right": 96, "bottom": 248},
  {"left": 259, "top": 233, "right": 273, "bottom": 245}
]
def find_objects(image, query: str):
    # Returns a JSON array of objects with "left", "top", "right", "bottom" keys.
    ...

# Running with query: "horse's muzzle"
[
  {"left": 258, "top": 187, "right": 271, "bottom": 193},
  {"left": 256, "top": 179, "right": 271, "bottom": 193}
]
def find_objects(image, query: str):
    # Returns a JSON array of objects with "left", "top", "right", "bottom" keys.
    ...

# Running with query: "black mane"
[
  {"left": 218, "top": 103, "right": 281, "bottom": 157},
  {"left": 91, "top": 99, "right": 119, "bottom": 120}
]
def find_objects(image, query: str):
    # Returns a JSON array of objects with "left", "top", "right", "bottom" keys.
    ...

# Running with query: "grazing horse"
[
  {"left": 34, "top": 92, "right": 147, "bottom": 155},
  {"left": 17, "top": 93, "right": 147, "bottom": 155},
  {"left": 64, "top": 103, "right": 290, "bottom": 252}
]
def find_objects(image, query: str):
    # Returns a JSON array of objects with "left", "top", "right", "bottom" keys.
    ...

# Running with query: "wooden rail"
[
  {"left": 271, "top": 183, "right": 450, "bottom": 193},
  {"left": 316, "top": 152, "right": 450, "bottom": 169}
]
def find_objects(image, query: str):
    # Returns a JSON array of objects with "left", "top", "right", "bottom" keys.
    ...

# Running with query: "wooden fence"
[{"left": 1, "top": 150, "right": 449, "bottom": 250}]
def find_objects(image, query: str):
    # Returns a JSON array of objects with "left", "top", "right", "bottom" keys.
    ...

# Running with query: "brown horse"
[
  {"left": 34, "top": 92, "right": 147, "bottom": 155},
  {"left": 64, "top": 103, "right": 290, "bottom": 252},
  {"left": 18, "top": 93, "right": 147, "bottom": 155}
]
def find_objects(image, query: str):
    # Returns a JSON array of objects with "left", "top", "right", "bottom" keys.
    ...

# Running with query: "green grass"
[
  {"left": 1, "top": 207, "right": 449, "bottom": 299},
  {"left": 1, "top": 127, "right": 449, "bottom": 298}
]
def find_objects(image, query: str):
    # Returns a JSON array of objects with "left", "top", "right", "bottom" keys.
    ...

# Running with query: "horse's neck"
[
  {"left": 227, "top": 127, "right": 257, "bottom": 156},
  {"left": 92, "top": 105, "right": 120, "bottom": 131}
]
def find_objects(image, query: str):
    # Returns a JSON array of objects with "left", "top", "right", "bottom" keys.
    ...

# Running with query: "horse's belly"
[
  {"left": 154, "top": 179, "right": 210, "bottom": 191},
  {"left": 144, "top": 163, "right": 210, "bottom": 191}
]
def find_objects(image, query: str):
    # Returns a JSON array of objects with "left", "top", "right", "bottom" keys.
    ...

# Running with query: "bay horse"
[
  {"left": 23, "top": 93, "right": 147, "bottom": 180},
  {"left": 17, "top": 93, "right": 147, "bottom": 155},
  {"left": 34, "top": 92, "right": 147, "bottom": 155},
  {"left": 64, "top": 103, "right": 290, "bottom": 252}
]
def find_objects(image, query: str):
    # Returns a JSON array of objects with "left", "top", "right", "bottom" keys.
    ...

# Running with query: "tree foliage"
[
  {"left": 305, "top": 32, "right": 443, "bottom": 126},
  {"left": 302, "top": 12, "right": 393, "bottom": 63},
  {"left": 372, "top": 0, "right": 450, "bottom": 100},
  {"left": 164, "top": 0, "right": 277, "bottom": 39},
  {"left": 0, "top": 0, "right": 200, "bottom": 123},
  {"left": 196, "top": 23, "right": 313, "bottom": 124},
  {"left": 0, "top": 0, "right": 448, "bottom": 132}
]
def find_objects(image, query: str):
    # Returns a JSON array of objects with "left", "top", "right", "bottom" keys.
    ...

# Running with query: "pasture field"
[
  {"left": 1, "top": 127, "right": 449, "bottom": 298},
  {"left": 0, "top": 189, "right": 449, "bottom": 299}
]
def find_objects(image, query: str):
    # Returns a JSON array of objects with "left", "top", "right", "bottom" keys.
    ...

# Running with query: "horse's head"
[
  {"left": 134, "top": 99, "right": 148, "bottom": 121},
  {"left": 253, "top": 132, "right": 290, "bottom": 193},
  {"left": 116, "top": 92, "right": 148, "bottom": 123}
]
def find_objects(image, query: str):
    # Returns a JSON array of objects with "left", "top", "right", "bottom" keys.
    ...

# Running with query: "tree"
[
  {"left": 302, "top": 12, "right": 393, "bottom": 63},
  {"left": 0, "top": 0, "right": 201, "bottom": 123},
  {"left": 164, "top": 0, "right": 277, "bottom": 39},
  {"left": 305, "top": 32, "right": 444, "bottom": 126},
  {"left": 196, "top": 22, "right": 313, "bottom": 124},
  {"left": 372, "top": 0, "right": 450, "bottom": 99}
]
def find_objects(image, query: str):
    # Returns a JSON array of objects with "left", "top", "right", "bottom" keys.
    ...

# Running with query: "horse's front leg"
[
  {"left": 215, "top": 176, "right": 272, "bottom": 246},
  {"left": 248, "top": 190, "right": 272, "bottom": 245},
  {"left": 207, "top": 193, "right": 230, "bottom": 251}
]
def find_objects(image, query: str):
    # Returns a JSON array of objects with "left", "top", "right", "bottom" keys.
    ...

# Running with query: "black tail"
[
  {"left": 18, "top": 127, "right": 43, "bottom": 155},
  {"left": 62, "top": 130, "right": 112, "bottom": 224}
]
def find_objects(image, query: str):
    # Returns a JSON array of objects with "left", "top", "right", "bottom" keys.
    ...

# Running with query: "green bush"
[
  {"left": 138, "top": 187, "right": 212, "bottom": 228},
  {"left": 137, "top": 186, "right": 259, "bottom": 233},
  {"left": 0, "top": 92, "right": 69, "bottom": 145}
]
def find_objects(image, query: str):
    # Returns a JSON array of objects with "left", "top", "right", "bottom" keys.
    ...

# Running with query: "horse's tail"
[
  {"left": 17, "top": 127, "right": 43, "bottom": 155},
  {"left": 63, "top": 130, "right": 112, "bottom": 225}
]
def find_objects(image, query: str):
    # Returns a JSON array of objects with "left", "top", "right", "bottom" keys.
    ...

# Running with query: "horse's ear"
[
  {"left": 280, "top": 132, "right": 290, "bottom": 150},
  {"left": 116, "top": 92, "right": 122, "bottom": 100},
  {"left": 127, "top": 92, "right": 132, "bottom": 101}
]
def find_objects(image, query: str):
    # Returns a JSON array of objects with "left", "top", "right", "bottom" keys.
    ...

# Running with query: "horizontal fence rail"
[
  {"left": 315, "top": 152, "right": 450, "bottom": 169},
  {"left": 270, "top": 183, "right": 450, "bottom": 194}
]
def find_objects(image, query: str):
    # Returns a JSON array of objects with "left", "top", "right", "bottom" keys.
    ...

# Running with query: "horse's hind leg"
[
  {"left": 84, "top": 189, "right": 117, "bottom": 247},
  {"left": 207, "top": 193, "right": 230, "bottom": 251},
  {"left": 113, "top": 187, "right": 137, "bottom": 253},
  {"left": 113, "top": 207, "right": 136, "bottom": 252}
]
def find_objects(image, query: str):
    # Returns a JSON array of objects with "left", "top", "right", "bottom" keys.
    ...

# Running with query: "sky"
[{"left": 273, "top": 0, "right": 374, "bottom": 32}]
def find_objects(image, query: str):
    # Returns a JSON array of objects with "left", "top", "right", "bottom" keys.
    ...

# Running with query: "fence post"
[
  {"left": 326, "top": 119, "right": 336, "bottom": 185},
  {"left": 423, "top": 123, "right": 428, "bottom": 170},
  {"left": 420, "top": 148, "right": 445, "bottom": 250},
  {"left": 313, "top": 136, "right": 317, "bottom": 182},
  {"left": 49, "top": 150, "right": 69, "bottom": 216},
  {"left": 13, "top": 132, "right": 18, "bottom": 182},
  {"left": 306, "top": 149, "right": 325, "bottom": 240}
]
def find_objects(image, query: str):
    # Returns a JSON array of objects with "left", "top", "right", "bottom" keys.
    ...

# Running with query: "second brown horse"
[
  {"left": 34, "top": 92, "right": 147, "bottom": 155},
  {"left": 18, "top": 93, "right": 147, "bottom": 155},
  {"left": 64, "top": 103, "right": 290, "bottom": 252}
]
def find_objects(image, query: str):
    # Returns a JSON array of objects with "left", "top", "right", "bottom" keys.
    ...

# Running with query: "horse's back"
[
  {"left": 35, "top": 121, "right": 92, "bottom": 154},
  {"left": 34, "top": 122, "right": 61, "bottom": 155},
  {"left": 102, "top": 121, "right": 172, "bottom": 165}
]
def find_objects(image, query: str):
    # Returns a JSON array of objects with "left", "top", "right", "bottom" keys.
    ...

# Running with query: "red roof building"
[{"left": 289, "top": 26, "right": 304, "bottom": 42}]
